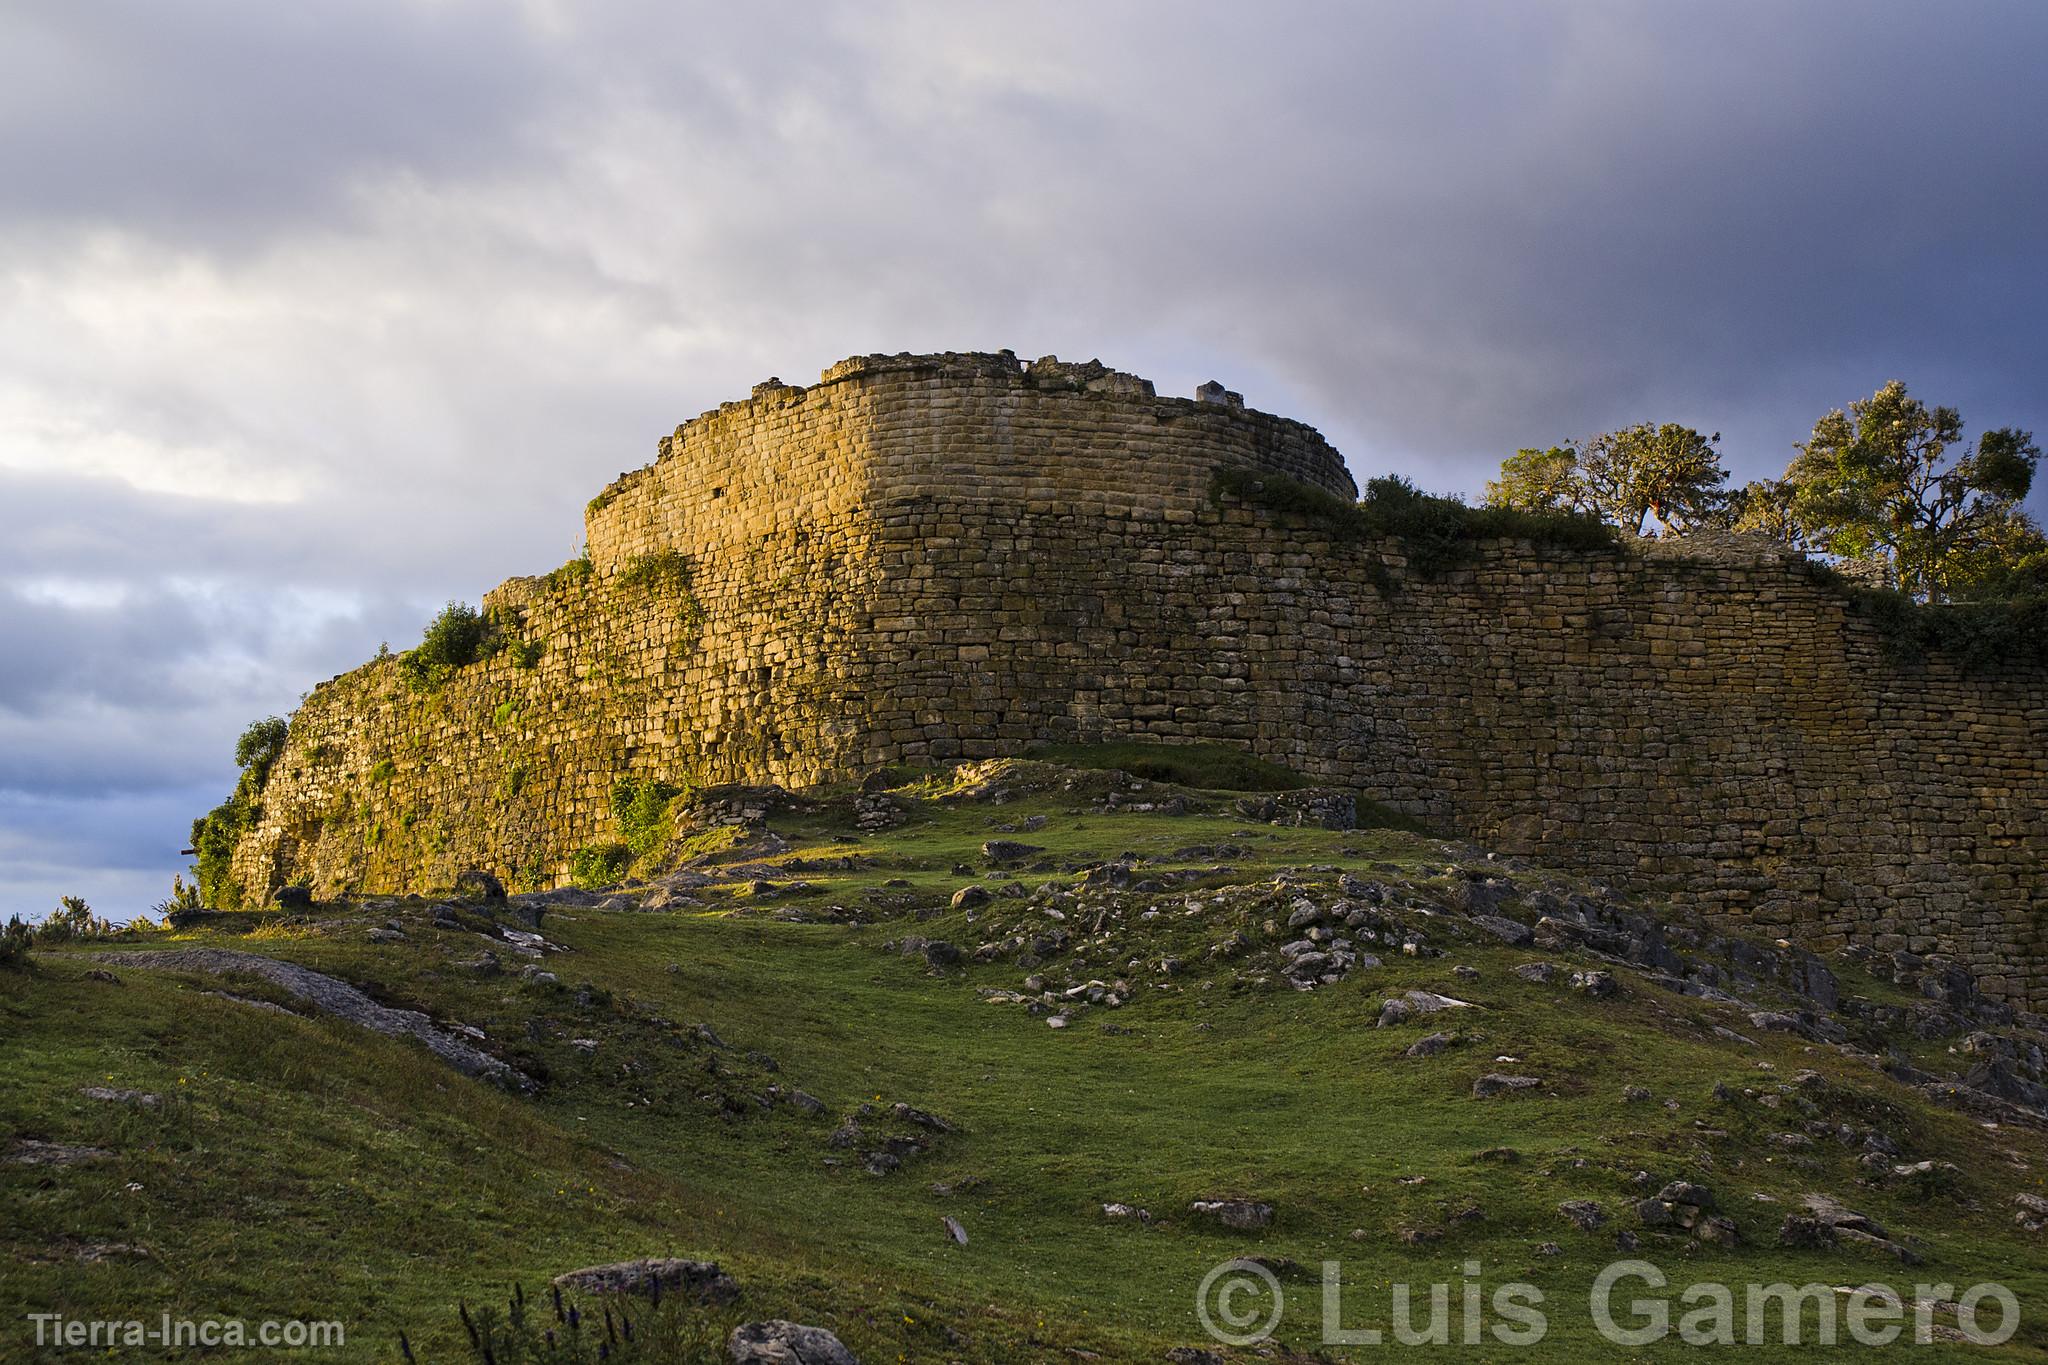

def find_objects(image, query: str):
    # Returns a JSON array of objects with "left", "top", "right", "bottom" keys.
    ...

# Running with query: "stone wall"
[{"left": 232, "top": 352, "right": 2048, "bottom": 1003}]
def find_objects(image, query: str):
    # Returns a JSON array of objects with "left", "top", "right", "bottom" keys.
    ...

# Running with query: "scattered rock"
[
  {"left": 1189, "top": 1198, "right": 1274, "bottom": 1231},
  {"left": 96, "top": 949, "right": 528, "bottom": 1090},
  {"left": 1101, "top": 1203, "right": 1151, "bottom": 1221},
  {"left": 1473, "top": 1073, "right": 1541, "bottom": 1099},
  {"left": 950, "top": 885, "right": 992, "bottom": 911},
  {"left": 941, "top": 1215, "right": 968, "bottom": 1246},
  {"left": 1559, "top": 1199, "right": 1608, "bottom": 1231},
  {"left": 1778, "top": 1215, "right": 1837, "bottom": 1249},
  {"left": 728, "top": 1319, "right": 859, "bottom": 1365},
  {"left": 552, "top": 1258, "right": 738, "bottom": 1304},
  {"left": 981, "top": 840, "right": 1044, "bottom": 864},
  {"left": 1406, "top": 1031, "right": 1455, "bottom": 1058},
  {"left": 1569, "top": 969, "right": 1617, "bottom": 999},
  {"left": 79, "top": 1087, "right": 158, "bottom": 1107},
  {"left": 1512, "top": 961, "right": 1559, "bottom": 985},
  {"left": 7, "top": 1140, "right": 111, "bottom": 1166},
  {"left": 1472, "top": 915, "right": 1534, "bottom": 947}
]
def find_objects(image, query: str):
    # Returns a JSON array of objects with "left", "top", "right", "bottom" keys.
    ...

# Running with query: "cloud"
[{"left": 5, "top": 0, "right": 2045, "bottom": 914}]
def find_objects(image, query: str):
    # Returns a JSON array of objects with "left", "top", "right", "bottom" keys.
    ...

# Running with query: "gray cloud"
[{"left": 6, "top": 0, "right": 2045, "bottom": 914}]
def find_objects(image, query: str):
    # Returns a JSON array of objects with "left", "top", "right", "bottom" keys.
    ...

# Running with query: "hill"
[{"left": 8, "top": 746, "right": 2046, "bottom": 1361}]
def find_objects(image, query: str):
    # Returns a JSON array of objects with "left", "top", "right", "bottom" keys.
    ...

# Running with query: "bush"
[
  {"left": 235, "top": 716, "right": 289, "bottom": 786},
  {"left": 1847, "top": 588, "right": 2048, "bottom": 670},
  {"left": 152, "top": 875, "right": 205, "bottom": 922},
  {"left": 545, "top": 554, "right": 594, "bottom": 593},
  {"left": 35, "top": 896, "right": 114, "bottom": 944},
  {"left": 568, "top": 842, "right": 632, "bottom": 889},
  {"left": 610, "top": 776, "right": 685, "bottom": 858},
  {"left": 1211, "top": 467, "right": 1618, "bottom": 577},
  {"left": 399, "top": 601, "right": 494, "bottom": 692},
  {"left": 0, "top": 916, "right": 32, "bottom": 968}
]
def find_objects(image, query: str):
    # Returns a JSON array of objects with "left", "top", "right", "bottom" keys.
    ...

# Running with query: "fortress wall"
[{"left": 233, "top": 355, "right": 2048, "bottom": 1004}]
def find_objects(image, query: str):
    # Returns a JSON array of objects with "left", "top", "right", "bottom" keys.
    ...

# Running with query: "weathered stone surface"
[
  {"left": 728, "top": 1319, "right": 859, "bottom": 1365},
  {"left": 552, "top": 1257, "right": 738, "bottom": 1304},
  {"left": 1189, "top": 1198, "right": 1274, "bottom": 1230},
  {"left": 222, "top": 351, "right": 2048, "bottom": 1006}
]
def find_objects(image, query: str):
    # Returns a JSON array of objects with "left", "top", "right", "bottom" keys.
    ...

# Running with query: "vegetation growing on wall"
[
  {"left": 190, "top": 716, "right": 289, "bottom": 907},
  {"left": 1213, "top": 467, "right": 1617, "bottom": 575},
  {"left": 399, "top": 602, "right": 494, "bottom": 692},
  {"left": 614, "top": 550, "right": 707, "bottom": 626},
  {"left": 543, "top": 552, "right": 593, "bottom": 593}
]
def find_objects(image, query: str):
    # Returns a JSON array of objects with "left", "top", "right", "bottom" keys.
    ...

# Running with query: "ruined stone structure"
[{"left": 232, "top": 352, "right": 2048, "bottom": 1002}]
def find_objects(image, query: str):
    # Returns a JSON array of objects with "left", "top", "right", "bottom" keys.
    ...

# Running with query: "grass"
[
  {"left": 6, "top": 758, "right": 2045, "bottom": 1362},
  {"left": 1018, "top": 739, "right": 1306, "bottom": 792}
]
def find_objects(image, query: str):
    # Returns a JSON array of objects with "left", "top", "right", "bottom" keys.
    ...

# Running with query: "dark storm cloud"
[{"left": 5, "top": 0, "right": 2045, "bottom": 914}]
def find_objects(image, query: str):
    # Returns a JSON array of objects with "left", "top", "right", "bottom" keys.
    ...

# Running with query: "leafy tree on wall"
[
  {"left": 1485, "top": 424, "right": 1728, "bottom": 536},
  {"left": 1749, "top": 381, "right": 2043, "bottom": 602}
]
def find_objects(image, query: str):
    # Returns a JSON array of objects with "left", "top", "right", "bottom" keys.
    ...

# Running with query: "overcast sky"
[{"left": 5, "top": 1, "right": 2045, "bottom": 917}]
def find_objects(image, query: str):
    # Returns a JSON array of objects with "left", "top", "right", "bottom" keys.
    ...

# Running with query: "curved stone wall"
[{"left": 230, "top": 352, "right": 2048, "bottom": 1004}]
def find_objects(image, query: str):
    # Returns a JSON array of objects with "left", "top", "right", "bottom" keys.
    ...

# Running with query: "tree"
[
  {"left": 1780, "top": 381, "right": 2040, "bottom": 601},
  {"left": 1485, "top": 446, "right": 1587, "bottom": 516},
  {"left": 1485, "top": 424, "right": 1728, "bottom": 536}
]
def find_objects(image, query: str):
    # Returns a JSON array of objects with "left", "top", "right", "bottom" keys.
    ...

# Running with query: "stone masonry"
[{"left": 231, "top": 352, "right": 2048, "bottom": 1003}]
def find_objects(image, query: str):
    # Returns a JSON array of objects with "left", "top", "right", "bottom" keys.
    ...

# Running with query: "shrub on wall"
[
  {"left": 1211, "top": 467, "right": 1618, "bottom": 575},
  {"left": 610, "top": 775, "right": 685, "bottom": 858},
  {"left": 399, "top": 602, "right": 493, "bottom": 692},
  {"left": 568, "top": 842, "right": 632, "bottom": 889},
  {"left": 190, "top": 714, "right": 292, "bottom": 908}
]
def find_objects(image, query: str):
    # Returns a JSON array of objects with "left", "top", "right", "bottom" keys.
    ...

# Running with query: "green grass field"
[{"left": 5, "top": 750, "right": 2044, "bottom": 1362}]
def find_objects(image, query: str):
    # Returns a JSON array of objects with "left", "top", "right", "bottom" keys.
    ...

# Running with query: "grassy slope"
[{"left": 5, "top": 756, "right": 2046, "bottom": 1362}]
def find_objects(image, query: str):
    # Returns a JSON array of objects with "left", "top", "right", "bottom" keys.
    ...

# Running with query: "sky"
[{"left": 5, "top": 0, "right": 2045, "bottom": 918}]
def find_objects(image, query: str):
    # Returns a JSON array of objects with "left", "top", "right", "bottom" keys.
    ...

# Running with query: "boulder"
[
  {"left": 1189, "top": 1198, "right": 1274, "bottom": 1230},
  {"left": 949, "top": 886, "right": 992, "bottom": 911},
  {"left": 552, "top": 1257, "right": 738, "bottom": 1304},
  {"left": 728, "top": 1320, "right": 859, "bottom": 1365},
  {"left": 1559, "top": 1199, "right": 1608, "bottom": 1231},
  {"left": 1473, "top": 1074, "right": 1541, "bottom": 1098},
  {"left": 1472, "top": 915, "right": 1534, "bottom": 947}
]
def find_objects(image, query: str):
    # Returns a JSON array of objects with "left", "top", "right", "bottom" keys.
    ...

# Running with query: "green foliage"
[
  {"left": 190, "top": 716, "right": 306, "bottom": 909},
  {"left": 1846, "top": 588, "right": 2048, "bottom": 670},
  {"left": 151, "top": 875, "right": 205, "bottom": 921},
  {"left": 1214, "top": 467, "right": 1617, "bottom": 577},
  {"left": 586, "top": 488, "right": 615, "bottom": 515},
  {"left": 1020, "top": 740, "right": 1306, "bottom": 792},
  {"left": 509, "top": 638, "right": 545, "bottom": 669},
  {"left": 448, "top": 1284, "right": 734, "bottom": 1364},
  {"left": 399, "top": 602, "right": 493, "bottom": 692},
  {"left": 544, "top": 553, "right": 595, "bottom": 593},
  {"left": 1778, "top": 380, "right": 2043, "bottom": 601},
  {"left": 234, "top": 716, "right": 289, "bottom": 786},
  {"left": 0, "top": 915, "right": 32, "bottom": 967},
  {"left": 610, "top": 775, "right": 685, "bottom": 858},
  {"left": 34, "top": 896, "right": 114, "bottom": 944},
  {"left": 492, "top": 699, "right": 521, "bottom": 728},
  {"left": 615, "top": 550, "right": 707, "bottom": 627},
  {"left": 1486, "top": 424, "right": 1728, "bottom": 536},
  {"left": 567, "top": 842, "right": 632, "bottom": 889},
  {"left": 369, "top": 757, "right": 397, "bottom": 785}
]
